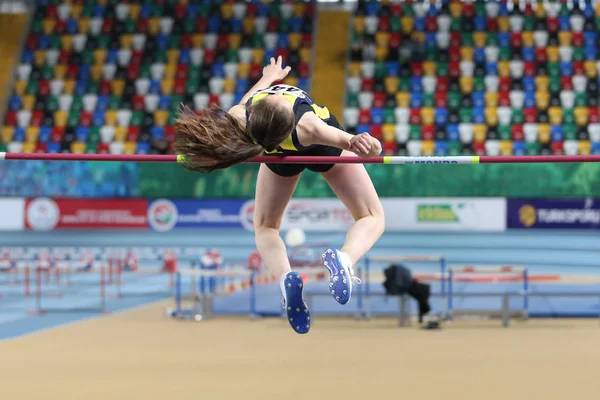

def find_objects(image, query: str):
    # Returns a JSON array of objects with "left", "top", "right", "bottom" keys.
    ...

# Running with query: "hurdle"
[
  {"left": 446, "top": 265, "right": 528, "bottom": 320},
  {"left": 171, "top": 267, "right": 256, "bottom": 321},
  {"left": 361, "top": 255, "right": 446, "bottom": 318}
]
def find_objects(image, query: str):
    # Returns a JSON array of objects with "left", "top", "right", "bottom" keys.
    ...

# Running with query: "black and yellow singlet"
[{"left": 245, "top": 84, "right": 346, "bottom": 176}]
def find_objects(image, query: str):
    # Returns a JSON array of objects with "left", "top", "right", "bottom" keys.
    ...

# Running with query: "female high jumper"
[{"left": 175, "top": 57, "right": 385, "bottom": 334}]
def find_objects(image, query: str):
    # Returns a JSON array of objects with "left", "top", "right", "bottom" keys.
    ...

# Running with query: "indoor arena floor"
[{"left": 1, "top": 300, "right": 599, "bottom": 400}]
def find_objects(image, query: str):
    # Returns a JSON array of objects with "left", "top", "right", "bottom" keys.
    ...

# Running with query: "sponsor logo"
[
  {"left": 408, "top": 160, "right": 459, "bottom": 164},
  {"left": 518, "top": 205, "right": 537, "bottom": 227},
  {"left": 519, "top": 205, "right": 600, "bottom": 227},
  {"left": 148, "top": 199, "right": 178, "bottom": 232},
  {"left": 26, "top": 198, "right": 60, "bottom": 231},
  {"left": 417, "top": 204, "right": 461, "bottom": 222},
  {"left": 240, "top": 200, "right": 255, "bottom": 231}
]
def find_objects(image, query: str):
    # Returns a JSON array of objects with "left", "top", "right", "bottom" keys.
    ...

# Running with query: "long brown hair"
[{"left": 174, "top": 99, "right": 295, "bottom": 173}]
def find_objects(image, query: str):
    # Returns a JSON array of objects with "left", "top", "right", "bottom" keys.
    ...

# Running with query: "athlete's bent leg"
[
  {"left": 253, "top": 164, "right": 310, "bottom": 333},
  {"left": 320, "top": 150, "right": 385, "bottom": 304}
]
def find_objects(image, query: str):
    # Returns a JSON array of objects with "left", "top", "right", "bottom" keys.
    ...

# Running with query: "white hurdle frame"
[{"left": 361, "top": 255, "right": 446, "bottom": 318}]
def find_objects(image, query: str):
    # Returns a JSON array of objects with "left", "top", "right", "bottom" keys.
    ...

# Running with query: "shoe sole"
[
  {"left": 321, "top": 248, "right": 352, "bottom": 305},
  {"left": 281, "top": 271, "right": 310, "bottom": 334}
]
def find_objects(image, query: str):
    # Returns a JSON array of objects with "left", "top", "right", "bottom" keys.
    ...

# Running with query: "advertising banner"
[
  {"left": 507, "top": 199, "right": 600, "bottom": 229},
  {"left": 382, "top": 198, "right": 506, "bottom": 232},
  {"left": 0, "top": 198, "right": 25, "bottom": 231},
  {"left": 25, "top": 198, "right": 148, "bottom": 231},
  {"left": 148, "top": 199, "right": 245, "bottom": 232}
]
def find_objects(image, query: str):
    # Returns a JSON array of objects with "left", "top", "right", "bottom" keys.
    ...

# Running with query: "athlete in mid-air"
[{"left": 175, "top": 57, "right": 385, "bottom": 334}]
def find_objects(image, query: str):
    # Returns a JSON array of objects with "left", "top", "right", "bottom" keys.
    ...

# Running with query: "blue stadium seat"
[
  {"left": 371, "top": 108, "right": 384, "bottom": 125},
  {"left": 523, "top": 77, "right": 535, "bottom": 92},
  {"left": 211, "top": 63, "right": 225, "bottom": 78},
  {"left": 290, "top": 17, "right": 303, "bottom": 33},
  {"left": 560, "top": 62, "right": 573, "bottom": 77},
  {"left": 257, "top": 3, "right": 269, "bottom": 17},
  {"left": 410, "top": 77, "right": 423, "bottom": 93},
  {"left": 297, "top": 78, "right": 309, "bottom": 92},
  {"left": 584, "top": 32, "right": 597, "bottom": 47},
  {"left": 38, "top": 35, "right": 51, "bottom": 50},
  {"left": 96, "top": 96, "right": 109, "bottom": 112},
  {"left": 22, "top": 50, "right": 33, "bottom": 64},
  {"left": 79, "top": 65, "right": 91, "bottom": 81},
  {"left": 498, "top": 33, "right": 510, "bottom": 48},
  {"left": 67, "top": 19, "right": 78, "bottom": 34},
  {"left": 140, "top": 4, "right": 152, "bottom": 18},
  {"left": 435, "top": 108, "right": 449, "bottom": 126},
  {"left": 179, "top": 50, "right": 190, "bottom": 65},
  {"left": 472, "top": 92, "right": 485, "bottom": 108},
  {"left": 356, "top": 124, "right": 370, "bottom": 134},
  {"left": 522, "top": 47, "right": 535, "bottom": 62},
  {"left": 75, "top": 80, "right": 88, "bottom": 96},
  {"left": 13, "top": 127, "right": 25, "bottom": 142},
  {"left": 151, "top": 126, "right": 165, "bottom": 140},
  {"left": 9, "top": 96, "right": 22, "bottom": 111},
  {"left": 498, "top": 2, "right": 509, "bottom": 16},
  {"left": 47, "top": 142, "right": 60, "bottom": 153},
  {"left": 486, "top": 62, "right": 498, "bottom": 76},
  {"left": 524, "top": 92, "right": 536, "bottom": 108},
  {"left": 366, "top": 2, "right": 379, "bottom": 16},
  {"left": 235, "top": 79, "right": 249, "bottom": 95},
  {"left": 435, "top": 141, "right": 448, "bottom": 156},
  {"left": 157, "top": 35, "right": 169, "bottom": 50},
  {"left": 232, "top": 19, "right": 243, "bottom": 34},
  {"left": 513, "top": 141, "right": 527, "bottom": 156},
  {"left": 76, "top": 127, "right": 89, "bottom": 143},
  {"left": 414, "top": 17, "right": 425, "bottom": 32},
  {"left": 410, "top": 92, "right": 423, "bottom": 108},
  {"left": 264, "top": 49, "right": 276, "bottom": 64},
  {"left": 559, "top": 16, "right": 570, "bottom": 31},
  {"left": 136, "top": 142, "right": 151, "bottom": 154},
  {"left": 592, "top": 142, "right": 600, "bottom": 154},
  {"left": 584, "top": 46, "right": 597, "bottom": 60},
  {"left": 149, "top": 80, "right": 161, "bottom": 95},
  {"left": 386, "top": 62, "right": 399, "bottom": 77},
  {"left": 425, "top": 33, "right": 437, "bottom": 48},
  {"left": 472, "top": 107, "right": 485, "bottom": 124},
  {"left": 447, "top": 124, "right": 459, "bottom": 142},
  {"left": 208, "top": 17, "right": 221, "bottom": 33},
  {"left": 277, "top": 34, "right": 288, "bottom": 49},
  {"left": 474, "top": 48, "right": 486, "bottom": 63},
  {"left": 159, "top": 96, "right": 171, "bottom": 110},
  {"left": 551, "top": 125, "right": 564, "bottom": 141},
  {"left": 233, "top": 93, "right": 244, "bottom": 104},
  {"left": 106, "top": 50, "right": 118, "bottom": 64},
  {"left": 187, "top": 4, "right": 199, "bottom": 18},
  {"left": 39, "top": 127, "right": 51, "bottom": 143}
]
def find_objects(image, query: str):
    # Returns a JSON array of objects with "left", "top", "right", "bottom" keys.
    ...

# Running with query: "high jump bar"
[{"left": 2, "top": 152, "right": 600, "bottom": 164}]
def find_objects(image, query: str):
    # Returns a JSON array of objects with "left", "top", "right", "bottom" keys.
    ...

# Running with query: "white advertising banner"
[
  {"left": 240, "top": 198, "right": 506, "bottom": 232},
  {"left": 0, "top": 198, "right": 25, "bottom": 231}
]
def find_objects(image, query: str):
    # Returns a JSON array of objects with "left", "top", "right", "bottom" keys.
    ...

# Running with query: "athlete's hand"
[
  {"left": 347, "top": 132, "right": 382, "bottom": 158},
  {"left": 262, "top": 56, "right": 291, "bottom": 82}
]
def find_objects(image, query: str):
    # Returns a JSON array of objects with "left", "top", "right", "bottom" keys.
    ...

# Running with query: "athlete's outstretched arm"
[
  {"left": 237, "top": 56, "right": 291, "bottom": 106},
  {"left": 297, "top": 113, "right": 382, "bottom": 157}
]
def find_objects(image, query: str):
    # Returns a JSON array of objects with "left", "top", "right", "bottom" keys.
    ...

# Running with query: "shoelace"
[{"left": 348, "top": 265, "right": 362, "bottom": 286}]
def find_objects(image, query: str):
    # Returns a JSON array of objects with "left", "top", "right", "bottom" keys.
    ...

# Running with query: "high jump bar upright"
[{"left": 3, "top": 153, "right": 600, "bottom": 164}]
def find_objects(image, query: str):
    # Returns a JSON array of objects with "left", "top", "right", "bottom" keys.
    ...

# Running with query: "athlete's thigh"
[
  {"left": 320, "top": 150, "right": 384, "bottom": 220},
  {"left": 254, "top": 163, "right": 300, "bottom": 229}
]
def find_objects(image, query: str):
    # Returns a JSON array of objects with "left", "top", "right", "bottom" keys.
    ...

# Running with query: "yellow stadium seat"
[
  {"left": 548, "top": 107, "right": 563, "bottom": 125},
  {"left": 538, "top": 124, "right": 551, "bottom": 143},
  {"left": 54, "top": 64, "right": 67, "bottom": 79},
  {"left": 420, "top": 108, "right": 435, "bottom": 125},
  {"left": 129, "top": 4, "right": 140, "bottom": 19},
  {"left": 252, "top": 49, "right": 265, "bottom": 65},
  {"left": 61, "top": 35, "right": 74, "bottom": 51},
  {"left": 384, "top": 77, "right": 398, "bottom": 94},
  {"left": 375, "top": 32, "right": 389, "bottom": 48},
  {"left": 500, "top": 141, "right": 513, "bottom": 156},
  {"left": 221, "top": 4, "right": 233, "bottom": 19},
  {"left": 547, "top": 47, "right": 559, "bottom": 62},
  {"left": 449, "top": 1, "right": 462, "bottom": 17},
  {"left": 25, "top": 127, "right": 39, "bottom": 143},
  {"left": 104, "top": 110, "right": 117, "bottom": 126},
  {"left": 535, "top": 91, "right": 549, "bottom": 110},
  {"left": 70, "top": 141, "right": 86, "bottom": 154},
  {"left": 223, "top": 78, "right": 236, "bottom": 94},
  {"left": 459, "top": 47, "right": 473, "bottom": 62},
  {"left": 574, "top": 107, "right": 589, "bottom": 126},
  {"left": 90, "top": 65, "right": 103, "bottom": 81},
  {"left": 497, "top": 17, "right": 509, "bottom": 32},
  {"left": 535, "top": 2, "right": 547, "bottom": 18},
  {"left": 396, "top": 92, "right": 410, "bottom": 108},
  {"left": 43, "top": 18, "right": 56, "bottom": 35},
  {"left": 94, "top": 49, "right": 107, "bottom": 65},
  {"left": 114, "top": 127, "right": 127, "bottom": 142},
  {"left": 13, "top": 81, "right": 27, "bottom": 96},
  {"left": 382, "top": 124, "right": 395, "bottom": 142},
  {"left": 596, "top": 3, "right": 600, "bottom": 16},
  {"left": 558, "top": 32, "right": 571, "bottom": 46},
  {"left": 459, "top": 77, "right": 473, "bottom": 94},
  {"left": 411, "top": 32, "right": 425, "bottom": 44},
  {"left": 228, "top": 34, "right": 241, "bottom": 50},
  {"left": 348, "top": 62, "right": 361, "bottom": 78},
  {"left": 167, "top": 50, "right": 179, "bottom": 65},
  {"left": 423, "top": 61, "right": 436, "bottom": 76},
  {"left": 584, "top": 61, "right": 598, "bottom": 78},
  {"left": 535, "top": 76, "right": 549, "bottom": 91},
  {"left": 120, "top": 35, "right": 133, "bottom": 49},
  {"left": 375, "top": 47, "right": 389, "bottom": 62},
  {"left": 288, "top": 33, "right": 301, "bottom": 50},
  {"left": 498, "top": 61, "right": 510, "bottom": 77},
  {"left": 124, "top": 141, "right": 137, "bottom": 155},
  {"left": 421, "top": 141, "right": 435, "bottom": 156},
  {"left": 578, "top": 140, "right": 591, "bottom": 155},
  {"left": 283, "top": 77, "right": 298, "bottom": 88},
  {"left": 401, "top": 17, "right": 414, "bottom": 34},
  {"left": 243, "top": 18, "right": 254, "bottom": 35},
  {"left": 54, "top": 111, "right": 68, "bottom": 128},
  {"left": 521, "top": 32, "right": 534, "bottom": 47},
  {"left": 148, "top": 18, "right": 160, "bottom": 35},
  {"left": 71, "top": 5, "right": 82, "bottom": 19},
  {"left": 353, "top": 17, "right": 365, "bottom": 34},
  {"left": 473, "top": 125, "right": 487, "bottom": 142},
  {"left": 112, "top": 79, "right": 125, "bottom": 96},
  {"left": 238, "top": 64, "right": 250, "bottom": 79},
  {"left": 154, "top": 111, "right": 169, "bottom": 127},
  {"left": 192, "top": 34, "right": 204, "bottom": 48},
  {"left": 293, "top": 3, "right": 305, "bottom": 17},
  {"left": 78, "top": 18, "right": 90, "bottom": 34},
  {"left": 22, "top": 95, "right": 35, "bottom": 111},
  {"left": 22, "top": 142, "right": 35, "bottom": 153},
  {"left": 473, "top": 33, "right": 486, "bottom": 47},
  {"left": 485, "top": 107, "right": 498, "bottom": 126},
  {"left": 1, "top": 126, "right": 14, "bottom": 144},
  {"left": 485, "top": 92, "right": 498, "bottom": 107},
  {"left": 164, "top": 65, "right": 176, "bottom": 79},
  {"left": 34, "top": 50, "right": 45, "bottom": 67},
  {"left": 300, "top": 48, "right": 311, "bottom": 63},
  {"left": 160, "top": 79, "right": 174, "bottom": 95}
]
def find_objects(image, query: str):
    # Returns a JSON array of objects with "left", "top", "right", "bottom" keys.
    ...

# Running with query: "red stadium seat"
[
  {"left": 511, "top": 125, "right": 524, "bottom": 141},
  {"left": 359, "top": 109, "right": 370, "bottom": 125},
  {"left": 373, "top": 92, "right": 386, "bottom": 108},
  {"left": 524, "top": 108, "right": 538, "bottom": 123},
  {"left": 370, "top": 125, "right": 382, "bottom": 141},
  {"left": 551, "top": 141, "right": 564, "bottom": 155},
  {"left": 422, "top": 125, "right": 435, "bottom": 141},
  {"left": 409, "top": 108, "right": 421, "bottom": 124}
]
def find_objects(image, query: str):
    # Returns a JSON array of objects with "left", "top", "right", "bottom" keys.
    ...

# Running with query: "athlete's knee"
[{"left": 253, "top": 213, "right": 282, "bottom": 232}]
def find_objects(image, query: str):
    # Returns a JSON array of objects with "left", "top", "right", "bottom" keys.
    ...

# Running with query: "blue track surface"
[{"left": 1, "top": 229, "right": 599, "bottom": 341}]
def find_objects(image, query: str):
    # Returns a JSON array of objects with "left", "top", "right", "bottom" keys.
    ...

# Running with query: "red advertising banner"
[{"left": 25, "top": 198, "right": 148, "bottom": 230}]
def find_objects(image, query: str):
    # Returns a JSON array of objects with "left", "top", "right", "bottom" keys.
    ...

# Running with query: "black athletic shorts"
[{"left": 265, "top": 113, "right": 346, "bottom": 177}]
